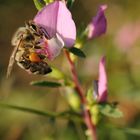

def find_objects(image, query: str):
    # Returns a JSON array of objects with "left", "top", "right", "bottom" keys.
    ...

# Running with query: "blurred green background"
[{"left": 0, "top": 0, "right": 140, "bottom": 139}]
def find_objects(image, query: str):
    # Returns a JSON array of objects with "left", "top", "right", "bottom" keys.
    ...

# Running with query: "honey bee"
[{"left": 6, "top": 21, "right": 52, "bottom": 78}]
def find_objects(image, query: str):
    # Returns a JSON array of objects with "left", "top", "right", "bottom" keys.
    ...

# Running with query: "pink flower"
[
  {"left": 94, "top": 56, "right": 107, "bottom": 102},
  {"left": 33, "top": 1, "right": 76, "bottom": 60},
  {"left": 87, "top": 5, "right": 107, "bottom": 39},
  {"left": 36, "top": 34, "right": 64, "bottom": 60},
  {"left": 114, "top": 22, "right": 140, "bottom": 51}
]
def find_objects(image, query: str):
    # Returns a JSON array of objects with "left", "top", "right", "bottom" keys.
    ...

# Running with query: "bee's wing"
[
  {"left": 6, "top": 39, "right": 22, "bottom": 78},
  {"left": 11, "top": 27, "right": 26, "bottom": 46},
  {"left": 7, "top": 27, "right": 26, "bottom": 78}
]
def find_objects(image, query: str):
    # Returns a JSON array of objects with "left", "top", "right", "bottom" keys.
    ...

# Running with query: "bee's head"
[{"left": 25, "top": 21, "right": 38, "bottom": 32}]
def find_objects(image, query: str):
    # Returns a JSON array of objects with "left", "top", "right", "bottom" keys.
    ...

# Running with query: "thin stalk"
[{"left": 64, "top": 50, "right": 97, "bottom": 140}]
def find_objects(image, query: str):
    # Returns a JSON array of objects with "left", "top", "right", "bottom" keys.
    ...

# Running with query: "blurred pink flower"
[
  {"left": 94, "top": 56, "right": 107, "bottom": 102},
  {"left": 115, "top": 22, "right": 140, "bottom": 51},
  {"left": 87, "top": 5, "right": 107, "bottom": 39},
  {"left": 34, "top": 1, "right": 76, "bottom": 60}
]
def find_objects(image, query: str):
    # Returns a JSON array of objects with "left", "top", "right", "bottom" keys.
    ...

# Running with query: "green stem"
[{"left": 0, "top": 103, "right": 80, "bottom": 120}]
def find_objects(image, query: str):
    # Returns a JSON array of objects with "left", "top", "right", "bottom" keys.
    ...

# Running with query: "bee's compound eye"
[
  {"left": 29, "top": 52, "right": 41, "bottom": 62},
  {"left": 31, "top": 24, "right": 37, "bottom": 31}
]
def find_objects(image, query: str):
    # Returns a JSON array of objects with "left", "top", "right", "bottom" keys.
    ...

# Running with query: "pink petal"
[
  {"left": 98, "top": 56, "right": 107, "bottom": 102},
  {"left": 56, "top": 1, "right": 76, "bottom": 47},
  {"left": 115, "top": 22, "right": 140, "bottom": 51},
  {"left": 34, "top": 1, "right": 58, "bottom": 38},
  {"left": 34, "top": 1, "right": 76, "bottom": 47},
  {"left": 43, "top": 34, "right": 64, "bottom": 60},
  {"left": 88, "top": 5, "right": 107, "bottom": 39}
]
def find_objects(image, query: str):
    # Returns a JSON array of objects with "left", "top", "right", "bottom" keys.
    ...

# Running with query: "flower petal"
[
  {"left": 56, "top": 1, "right": 76, "bottom": 47},
  {"left": 34, "top": 1, "right": 58, "bottom": 38},
  {"left": 98, "top": 56, "right": 107, "bottom": 102},
  {"left": 115, "top": 22, "right": 140, "bottom": 51},
  {"left": 43, "top": 34, "right": 64, "bottom": 60},
  {"left": 87, "top": 5, "right": 107, "bottom": 39},
  {"left": 34, "top": 1, "right": 76, "bottom": 47}
]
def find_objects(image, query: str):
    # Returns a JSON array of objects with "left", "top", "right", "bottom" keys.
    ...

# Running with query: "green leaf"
[
  {"left": 123, "top": 128, "right": 140, "bottom": 136},
  {"left": 64, "top": 87, "right": 81, "bottom": 111},
  {"left": 33, "top": 0, "right": 45, "bottom": 10},
  {"left": 98, "top": 103, "right": 123, "bottom": 118},
  {"left": 43, "top": 0, "right": 53, "bottom": 4},
  {"left": 48, "top": 67, "right": 65, "bottom": 79},
  {"left": 67, "top": 0, "right": 75, "bottom": 9},
  {"left": 68, "top": 47, "right": 86, "bottom": 58},
  {"left": 86, "top": 88, "right": 94, "bottom": 105},
  {"left": 30, "top": 80, "right": 62, "bottom": 87},
  {"left": 47, "top": 67, "right": 74, "bottom": 86}
]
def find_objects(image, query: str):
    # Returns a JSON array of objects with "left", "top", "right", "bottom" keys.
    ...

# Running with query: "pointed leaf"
[
  {"left": 68, "top": 47, "right": 86, "bottom": 58},
  {"left": 123, "top": 128, "right": 140, "bottom": 136},
  {"left": 33, "top": 0, "right": 45, "bottom": 10},
  {"left": 98, "top": 103, "right": 123, "bottom": 118},
  {"left": 30, "top": 80, "right": 62, "bottom": 87},
  {"left": 67, "top": 0, "right": 75, "bottom": 9},
  {"left": 43, "top": 0, "right": 53, "bottom": 5}
]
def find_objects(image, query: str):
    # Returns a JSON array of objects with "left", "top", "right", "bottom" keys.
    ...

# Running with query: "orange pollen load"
[{"left": 29, "top": 52, "right": 41, "bottom": 62}]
